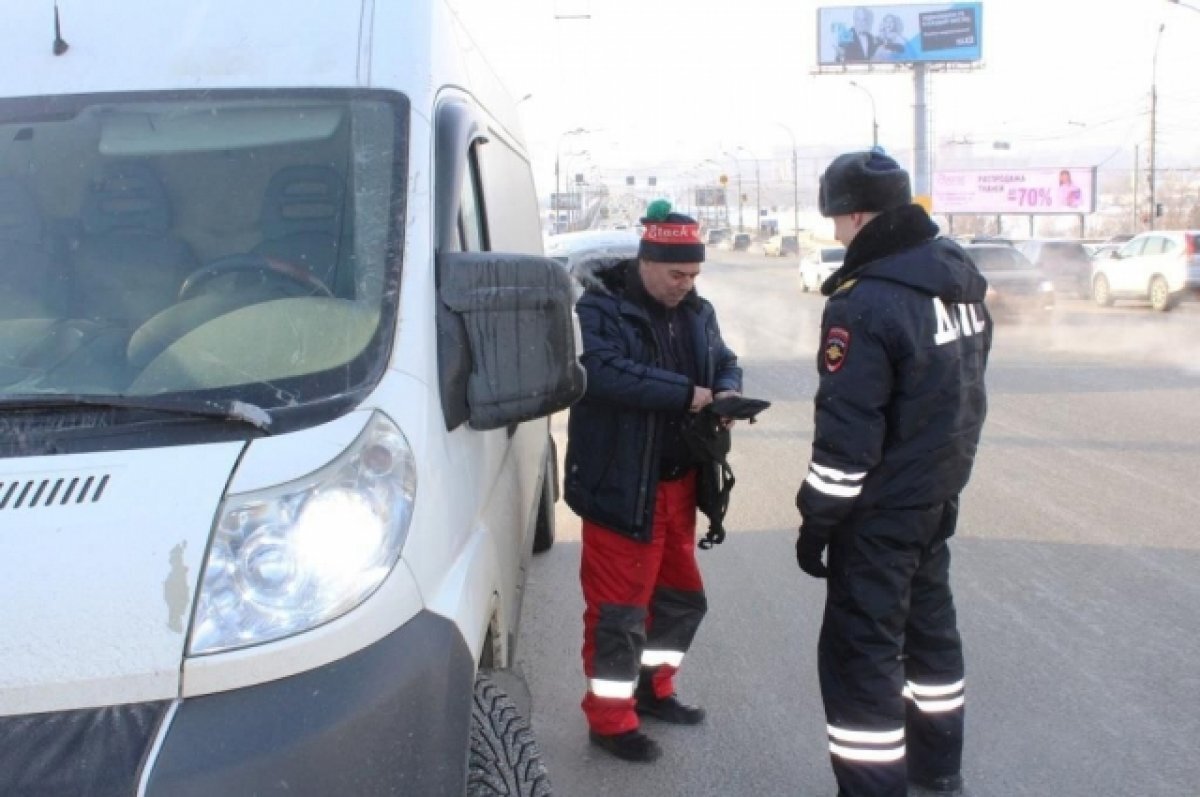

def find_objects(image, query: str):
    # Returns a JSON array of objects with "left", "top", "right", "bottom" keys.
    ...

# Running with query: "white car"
[
  {"left": 1091, "top": 230, "right": 1200, "bottom": 311},
  {"left": 799, "top": 245, "right": 847, "bottom": 292}
]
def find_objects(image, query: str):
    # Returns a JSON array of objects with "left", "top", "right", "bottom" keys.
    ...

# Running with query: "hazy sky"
[{"left": 449, "top": 0, "right": 1200, "bottom": 195}]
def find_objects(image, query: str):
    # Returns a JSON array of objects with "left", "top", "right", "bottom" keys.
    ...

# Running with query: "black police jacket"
[
  {"left": 565, "top": 261, "right": 742, "bottom": 542},
  {"left": 797, "top": 205, "right": 992, "bottom": 537}
]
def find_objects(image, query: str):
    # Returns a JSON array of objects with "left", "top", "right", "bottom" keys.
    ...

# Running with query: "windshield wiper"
[{"left": 0, "top": 394, "right": 273, "bottom": 434}]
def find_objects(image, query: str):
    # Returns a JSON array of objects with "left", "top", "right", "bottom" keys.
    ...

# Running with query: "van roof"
[{"left": 0, "top": 0, "right": 525, "bottom": 140}]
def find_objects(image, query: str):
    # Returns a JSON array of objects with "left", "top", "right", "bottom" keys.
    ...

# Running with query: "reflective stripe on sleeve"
[
  {"left": 805, "top": 472, "right": 863, "bottom": 498},
  {"left": 641, "top": 649, "right": 685, "bottom": 668},
  {"left": 589, "top": 679, "right": 635, "bottom": 699}
]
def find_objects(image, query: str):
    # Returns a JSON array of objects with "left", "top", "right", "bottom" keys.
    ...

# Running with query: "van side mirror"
[{"left": 437, "top": 252, "right": 586, "bottom": 431}]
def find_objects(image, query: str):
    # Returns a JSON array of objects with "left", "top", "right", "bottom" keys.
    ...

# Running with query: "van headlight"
[{"left": 188, "top": 412, "right": 416, "bottom": 656}]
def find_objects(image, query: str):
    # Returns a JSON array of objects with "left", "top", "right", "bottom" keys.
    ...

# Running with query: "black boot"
[
  {"left": 635, "top": 678, "right": 706, "bottom": 725},
  {"left": 588, "top": 729, "right": 663, "bottom": 763},
  {"left": 910, "top": 772, "right": 964, "bottom": 796}
]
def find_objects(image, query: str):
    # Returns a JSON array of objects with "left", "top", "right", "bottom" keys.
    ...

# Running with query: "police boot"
[
  {"left": 588, "top": 729, "right": 662, "bottom": 763},
  {"left": 909, "top": 772, "right": 965, "bottom": 796},
  {"left": 634, "top": 675, "right": 706, "bottom": 725}
]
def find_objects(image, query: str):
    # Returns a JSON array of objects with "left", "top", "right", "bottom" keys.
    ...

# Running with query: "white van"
[{"left": 0, "top": 2, "right": 580, "bottom": 794}]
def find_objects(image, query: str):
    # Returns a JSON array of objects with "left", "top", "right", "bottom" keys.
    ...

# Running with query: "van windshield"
[{"left": 0, "top": 91, "right": 405, "bottom": 425}]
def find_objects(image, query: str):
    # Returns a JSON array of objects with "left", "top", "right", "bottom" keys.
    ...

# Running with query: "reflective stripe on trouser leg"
[
  {"left": 827, "top": 724, "right": 906, "bottom": 763},
  {"left": 904, "top": 500, "right": 965, "bottom": 783}
]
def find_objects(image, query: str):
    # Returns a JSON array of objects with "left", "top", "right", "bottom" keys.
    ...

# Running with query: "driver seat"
[{"left": 253, "top": 165, "right": 348, "bottom": 291}]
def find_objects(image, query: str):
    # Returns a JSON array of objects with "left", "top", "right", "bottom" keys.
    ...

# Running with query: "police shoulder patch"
[{"left": 823, "top": 326, "right": 850, "bottom": 373}]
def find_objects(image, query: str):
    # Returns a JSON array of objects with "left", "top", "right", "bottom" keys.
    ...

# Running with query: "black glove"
[{"left": 796, "top": 526, "right": 829, "bottom": 579}]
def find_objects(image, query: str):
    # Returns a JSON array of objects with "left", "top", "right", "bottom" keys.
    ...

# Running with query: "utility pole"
[
  {"left": 1132, "top": 143, "right": 1140, "bottom": 232},
  {"left": 773, "top": 123, "right": 800, "bottom": 236},
  {"left": 1149, "top": 23, "right": 1165, "bottom": 231}
]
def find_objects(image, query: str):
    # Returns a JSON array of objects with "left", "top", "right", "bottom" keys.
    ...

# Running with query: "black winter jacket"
[
  {"left": 565, "top": 261, "right": 742, "bottom": 541},
  {"left": 798, "top": 205, "right": 991, "bottom": 538}
]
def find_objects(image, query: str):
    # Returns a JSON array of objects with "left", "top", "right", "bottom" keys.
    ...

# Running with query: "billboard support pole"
[{"left": 913, "top": 63, "right": 930, "bottom": 197}]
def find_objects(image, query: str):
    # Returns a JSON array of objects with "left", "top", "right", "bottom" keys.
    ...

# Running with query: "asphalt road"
[{"left": 519, "top": 249, "right": 1200, "bottom": 797}]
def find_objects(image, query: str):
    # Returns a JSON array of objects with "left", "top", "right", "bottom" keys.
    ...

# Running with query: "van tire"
[
  {"left": 467, "top": 672, "right": 553, "bottom": 797},
  {"left": 532, "top": 458, "right": 556, "bottom": 554}
]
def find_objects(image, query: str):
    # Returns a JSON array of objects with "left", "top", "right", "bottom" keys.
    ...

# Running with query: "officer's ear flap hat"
[
  {"left": 639, "top": 199, "right": 705, "bottom": 263},
  {"left": 819, "top": 148, "right": 912, "bottom": 218}
]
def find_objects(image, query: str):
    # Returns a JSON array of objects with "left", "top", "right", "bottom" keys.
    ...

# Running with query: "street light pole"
[
  {"left": 737, "top": 146, "right": 761, "bottom": 236},
  {"left": 775, "top": 123, "right": 800, "bottom": 236},
  {"left": 723, "top": 150, "right": 744, "bottom": 232},
  {"left": 555, "top": 127, "right": 588, "bottom": 233},
  {"left": 1149, "top": 23, "right": 1165, "bottom": 231},
  {"left": 849, "top": 80, "right": 879, "bottom": 148},
  {"left": 1166, "top": 0, "right": 1200, "bottom": 13}
]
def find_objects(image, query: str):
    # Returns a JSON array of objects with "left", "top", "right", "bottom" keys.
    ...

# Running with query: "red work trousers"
[{"left": 580, "top": 472, "right": 708, "bottom": 735}]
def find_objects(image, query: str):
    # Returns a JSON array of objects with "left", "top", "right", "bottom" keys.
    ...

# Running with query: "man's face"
[{"left": 640, "top": 259, "right": 701, "bottom": 308}]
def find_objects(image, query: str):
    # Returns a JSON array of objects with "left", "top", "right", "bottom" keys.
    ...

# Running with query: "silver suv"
[{"left": 1091, "top": 231, "right": 1200, "bottom": 311}]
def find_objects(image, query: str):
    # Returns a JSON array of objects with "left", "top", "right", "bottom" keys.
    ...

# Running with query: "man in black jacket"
[
  {"left": 796, "top": 151, "right": 991, "bottom": 797},
  {"left": 565, "top": 200, "right": 741, "bottom": 763}
]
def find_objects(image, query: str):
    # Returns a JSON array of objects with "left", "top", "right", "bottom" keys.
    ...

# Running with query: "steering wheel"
[{"left": 178, "top": 253, "right": 333, "bottom": 302}]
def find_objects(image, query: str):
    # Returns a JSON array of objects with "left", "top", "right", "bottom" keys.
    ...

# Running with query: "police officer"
[
  {"left": 795, "top": 151, "right": 991, "bottom": 797},
  {"left": 565, "top": 200, "right": 741, "bottom": 763}
]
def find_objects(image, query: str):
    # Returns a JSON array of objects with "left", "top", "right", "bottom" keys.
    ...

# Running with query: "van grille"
[{"left": 0, "top": 474, "right": 110, "bottom": 509}]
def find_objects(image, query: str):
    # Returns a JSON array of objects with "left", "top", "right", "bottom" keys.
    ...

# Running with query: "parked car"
[
  {"left": 706, "top": 228, "right": 730, "bottom": 246},
  {"left": 730, "top": 232, "right": 752, "bottom": 251},
  {"left": 1015, "top": 239, "right": 1093, "bottom": 298},
  {"left": 963, "top": 244, "right": 1055, "bottom": 319},
  {"left": 1090, "top": 230, "right": 1200, "bottom": 311},
  {"left": 763, "top": 234, "right": 800, "bottom": 257},
  {"left": 798, "top": 245, "right": 846, "bottom": 292},
  {"left": 545, "top": 228, "right": 640, "bottom": 298}
]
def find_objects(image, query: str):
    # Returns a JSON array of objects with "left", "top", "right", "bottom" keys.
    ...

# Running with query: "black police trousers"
[{"left": 819, "top": 499, "right": 965, "bottom": 797}]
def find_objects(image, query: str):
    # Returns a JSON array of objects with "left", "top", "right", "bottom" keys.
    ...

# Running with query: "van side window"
[
  {"left": 476, "top": 136, "right": 541, "bottom": 254},
  {"left": 458, "top": 145, "right": 486, "bottom": 252},
  {"left": 1142, "top": 237, "right": 1165, "bottom": 256}
]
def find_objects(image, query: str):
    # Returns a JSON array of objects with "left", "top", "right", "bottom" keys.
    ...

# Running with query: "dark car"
[
  {"left": 963, "top": 244, "right": 1055, "bottom": 320},
  {"left": 731, "top": 232, "right": 752, "bottom": 251},
  {"left": 1015, "top": 239, "right": 1093, "bottom": 299}
]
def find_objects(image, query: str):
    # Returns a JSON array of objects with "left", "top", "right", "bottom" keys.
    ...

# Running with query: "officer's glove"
[{"left": 795, "top": 526, "right": 829, "bottom": 579}]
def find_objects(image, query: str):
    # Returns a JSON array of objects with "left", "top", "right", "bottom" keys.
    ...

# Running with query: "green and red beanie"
[{"left": 638, "top": 199, "right": 705, "bottom": 263}]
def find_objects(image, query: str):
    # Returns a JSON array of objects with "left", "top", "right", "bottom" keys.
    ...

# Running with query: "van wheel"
[
  {"left": 1149, "top": 276, "right": 1172, "bottom": 312},
  {"left": 532, "top": 461, "right": 556, "bottom": 554},
  {"left": 1093, "top": 274, "right": 1113, "bottom": 307},
  {"left": 468, "top": 672, "right": 553, "bottom": 797}
]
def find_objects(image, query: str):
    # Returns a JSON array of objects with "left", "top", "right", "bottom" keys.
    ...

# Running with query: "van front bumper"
[{"left": 0, "top": 611, "right": 475, "bottom": 797}]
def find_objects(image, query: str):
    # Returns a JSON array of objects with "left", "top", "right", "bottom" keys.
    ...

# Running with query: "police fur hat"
[
  {"left": 818, "top": 149, "right": 912, "bottom": 218},
  {"left": 638, "top": 199, "right": 705, "bottom": 263}
]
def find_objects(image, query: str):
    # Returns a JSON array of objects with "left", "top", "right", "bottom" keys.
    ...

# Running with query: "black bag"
[{"left": 682, "top": 396, "right": 771, "bottom": 549}]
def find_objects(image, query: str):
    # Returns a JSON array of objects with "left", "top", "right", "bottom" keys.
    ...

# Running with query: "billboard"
[
  {"left": 817, "top": 4, "right": 982, "bottom": 66},
  {"left": 551, "top": 192, "right": 581, "bottom": 211},
  {"left": 933, "top": 168, "right": 1097, "bottom": 215},
  {"left": 695, "top": 187, "right": 727, "bottom": 207}
]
